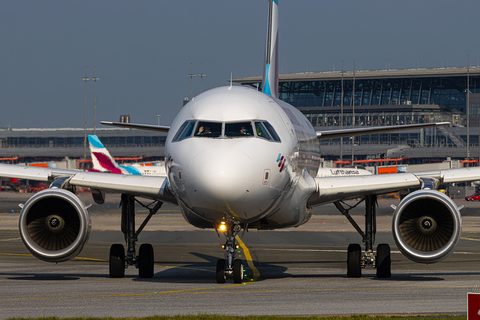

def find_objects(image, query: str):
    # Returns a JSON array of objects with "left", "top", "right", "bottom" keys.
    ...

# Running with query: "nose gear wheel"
[
  {"left": 215, "top": 217, "right": 246, "bottom": 283},
  {"left": 233, "top": 259, "right": 244, "bottom": 283}
]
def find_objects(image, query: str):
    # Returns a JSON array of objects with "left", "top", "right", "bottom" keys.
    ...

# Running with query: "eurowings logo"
[
  {"left": 88, "top": 135, "right": 141, "bottom": 175},
  {"left": 276, "top": 153, "right": 286, "bottom": 172}
]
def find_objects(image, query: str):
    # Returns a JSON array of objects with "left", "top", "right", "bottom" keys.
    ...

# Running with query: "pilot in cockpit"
[{"left": 197, "top": 126, "right": 211, "bottom": 135}]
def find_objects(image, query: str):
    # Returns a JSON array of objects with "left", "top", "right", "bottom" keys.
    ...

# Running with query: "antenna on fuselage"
[{"left": 229, "top": 72, "right": 233, "bottom": 89}]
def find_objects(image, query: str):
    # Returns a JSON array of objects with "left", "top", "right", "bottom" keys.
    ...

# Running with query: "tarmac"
[{"left": 0, "top": 192, "right": 479, "bottom": 318}]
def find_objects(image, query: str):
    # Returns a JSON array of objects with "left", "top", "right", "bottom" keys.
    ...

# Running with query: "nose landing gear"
[{"left": 215, "top": 218, "right": 245, "bottom": 284}]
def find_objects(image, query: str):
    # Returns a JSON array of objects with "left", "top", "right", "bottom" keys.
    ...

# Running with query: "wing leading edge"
[
  {"left": 100, "top": 121, "right": 170, "bottom": 133},
  {"left": 308, "top": 166, "right": 480, "bottom": 207},
  {"left": 0, "top": 163, "right": 175, "bottom": 203}
]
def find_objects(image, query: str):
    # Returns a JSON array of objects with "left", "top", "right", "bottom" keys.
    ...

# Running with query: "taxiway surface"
[{"left": 0, "top": 193, "right": 479, "bottom": 318}]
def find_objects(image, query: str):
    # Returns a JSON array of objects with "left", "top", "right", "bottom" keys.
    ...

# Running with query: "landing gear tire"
[
  {"left": 376, "top": 243, "right": 391, "bottom": 279},
  {"left": 233, "top": 259, "right": 244, "bottom": 284},
  {"left": 216, "top": 259, "right": 226, "bottom": 284},
  {"left": 109, "top": 244, "right": 125, "bottom": 278},
  {"left": 138, "top": 243, "right": 155, "bottom": 278},
  {"left": 347, "top": 243, "right": 362, "bottom": 278}
]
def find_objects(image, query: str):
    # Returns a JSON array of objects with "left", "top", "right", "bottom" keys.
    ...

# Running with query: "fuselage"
[{"left": 165, "top": 86, "right": 320, "bottom": 229}]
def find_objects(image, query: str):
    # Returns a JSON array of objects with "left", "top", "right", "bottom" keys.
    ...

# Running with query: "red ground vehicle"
[{"left": 465, "top": 193, "right": 480, "bottom": 201}]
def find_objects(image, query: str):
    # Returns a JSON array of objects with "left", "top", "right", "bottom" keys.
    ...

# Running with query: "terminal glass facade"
[
  {"left": 4, "top": 135, "right": 166, "bottom": 148},
  {"left": 278, "top": 76, "right": 480, "bottom": 113},
  {"left": 240, "top": 71, "right": 480, "bottom": 149}
]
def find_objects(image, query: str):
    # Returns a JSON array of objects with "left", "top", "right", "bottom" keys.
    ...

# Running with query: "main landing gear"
[
  {"left": 109, "top": 194, "right": 163, "bottom": 278},
  {"left": 334, "top": 195, "right": 391, "bottom": 279},
  {"left": 215, "top": 217, "right": 245, "bottom": 284}
]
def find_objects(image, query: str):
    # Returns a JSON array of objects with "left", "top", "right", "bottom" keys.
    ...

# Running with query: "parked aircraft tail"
[{"left": 88, "top": 135, "right": 123, "bottom": 174}]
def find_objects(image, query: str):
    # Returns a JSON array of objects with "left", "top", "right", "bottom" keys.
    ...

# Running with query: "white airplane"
[
  {"left": 88, "top": 135, "right": 165, "bottom": 176},
  {"left": 0, "top": 1, "right": 476, "bottom": 283}
]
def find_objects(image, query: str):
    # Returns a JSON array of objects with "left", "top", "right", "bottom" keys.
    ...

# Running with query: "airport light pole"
[
  {"left": 92, "top": 67, "right": 100, "bottom": 136},
  {"left": 188, "top": 63, "right": 196, "bottom": 100},
  {"left": 467, "top": 55, "right": 470, "bottom": 158},
  {"left": 157, "top": 115, "right": 161, "bottom": 126},
  {"left": 82, "top": 67, "right": 90, "bottom": 159},
  {"left": 340, "top": 60, "right": 344, "bottom": 162},
  {"left": 198, "top": 62, "right": 206, "bottom": 94},
  {"left": 352, "top": 60, "right": 355, "bottom": 165}
]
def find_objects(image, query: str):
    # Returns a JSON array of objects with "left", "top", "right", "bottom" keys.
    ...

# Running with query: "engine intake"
[
  {"left": 392, "top": 189, "right": 461, "bottom": 264},
  {"left": 19, "top": 188, "right": 91, "bottom": 262}
]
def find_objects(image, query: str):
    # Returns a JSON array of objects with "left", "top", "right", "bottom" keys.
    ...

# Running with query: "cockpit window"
[
  {"left": 263, "top": 121, "right": 281, "bottom": 142},
  {"left": 195, "top": 121, "right": 222, "bottom": 138},
  {"left": 173, "top": 119, "right": 280, "bottom": 142},
  {"left": 225, "top": 122, "right": 254, "bottom": 137},
  {"left": 254, "top": 122, "right": 272, "bottom": 140},
  {"left": 172, "top": 120, "right": 196, "bottom": 142}
]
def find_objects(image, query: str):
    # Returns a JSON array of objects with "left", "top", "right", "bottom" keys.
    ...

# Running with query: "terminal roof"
[{"left": 233, "top": 66, "right": 480, "bottom": 83}]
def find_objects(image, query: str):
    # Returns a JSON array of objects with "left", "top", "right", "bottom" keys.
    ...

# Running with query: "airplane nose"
[{"left": 189, "top": 148, "right": 253, "bottom": 210}]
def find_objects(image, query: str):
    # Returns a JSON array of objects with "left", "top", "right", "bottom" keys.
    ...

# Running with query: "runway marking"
[
  {"left": 0, "top": 284, "right": 248, "bottom": 302},
  {"left": 0, "top": 230, "right": 20, "bottom": 241},
  {"left": 0, "top": 252, "right": 31, "bottom": 257},
  {"left": 0, "top": 237, "right": 21, "bottom": 241},
  {"left": 153, "top": 264, "right": 215, "bottom": 273},
  {"left": 189, "top": 285, "right": 475, "bottom": 295},
  {"left": 461, "top": 235, "right": 480, "bottom": 242},
  {"left": 0, "top": 284, "right": 473, "bottom": 302},
  {"left": 236, "top": 235, "right": 260, "bottom": 281},
  {"left": 74, "top": 257, "right": 107, "bottom": 262},
  {"left": 0, "top": 252, "right": 245, "bottom": 275},
  {"left": 253, "top": 248, "right": 480, "bottom": 255}
]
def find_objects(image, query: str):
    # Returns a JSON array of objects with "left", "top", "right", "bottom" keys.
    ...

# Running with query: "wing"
[
  {"left": 0, "top": 163, "right": 176, "bottom": 203},
  {"left": 100, "top": 121, "right": 170, "bottom": 133},
  {"left": 307, "top": 166, "right": 480, "bottom": 207},
  {"left": 316, "top": 122, "right": 450, "bottom": 140}
]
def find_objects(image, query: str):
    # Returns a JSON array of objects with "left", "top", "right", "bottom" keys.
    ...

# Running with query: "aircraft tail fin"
[
  {"left": 88, "top": 135, "right": 122, "bottom": 174},
  {"left": 262, "top": 0, "right": 279, "bottom": 98}
]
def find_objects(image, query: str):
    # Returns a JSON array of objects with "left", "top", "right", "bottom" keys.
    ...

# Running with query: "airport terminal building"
[
  {"left": 0, "top": 127, "right": 166, "bottom": 166},
  {"left": 234, "top": 67, "right": 480, "bottom": 159},
  {"left": 2, "top": 66, "right": 480, "bottom": 164}
]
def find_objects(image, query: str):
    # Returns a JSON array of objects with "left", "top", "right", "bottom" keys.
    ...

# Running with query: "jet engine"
[
  {"left": 19, "top": 188, "right": 91, "bottom": 263},
  {"left": 392, "top": 189, "right": 461, "bottom": 264}
]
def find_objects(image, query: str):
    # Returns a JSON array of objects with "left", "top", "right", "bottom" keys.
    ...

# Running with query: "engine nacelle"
[
  {"left": 19, "top": 188, "right": 91, "bottom": 263},
  {"left": 392, "top": 189, "right": 461, "bottom": 264}
]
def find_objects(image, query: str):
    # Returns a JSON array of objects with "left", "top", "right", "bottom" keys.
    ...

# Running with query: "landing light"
[{"left": 219, "top": 222, "right": 227, "bottom": 231}]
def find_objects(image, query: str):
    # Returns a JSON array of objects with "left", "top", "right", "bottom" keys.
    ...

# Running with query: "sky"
[{"left": 1, "top": 0, "right": 480, "bottom": 129}]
